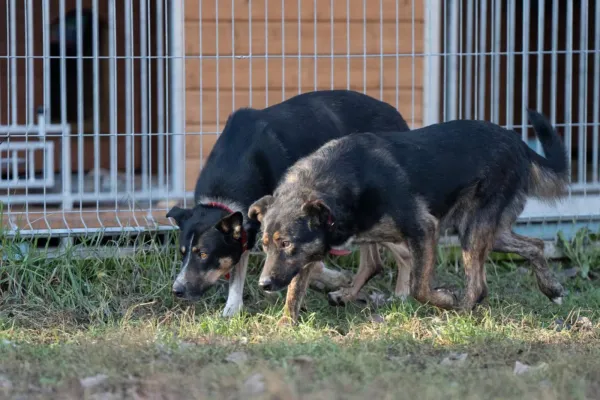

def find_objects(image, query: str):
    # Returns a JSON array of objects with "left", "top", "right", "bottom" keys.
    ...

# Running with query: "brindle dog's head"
[
  {"left": 248, "top": 195, "right": 331, "bottom": 291},
  {"left": 166, "top": 205, "right": 245, "bottom": 300}
]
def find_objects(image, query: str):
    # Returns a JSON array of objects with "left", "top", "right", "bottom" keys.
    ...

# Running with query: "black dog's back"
[{"left": 195, "top": 90, "right": 409, "bottom": 209}]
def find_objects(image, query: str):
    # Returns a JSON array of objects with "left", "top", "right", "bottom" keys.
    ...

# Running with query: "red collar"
[{"left": 204, "top": 201, "right": 249, "bottom": 280}]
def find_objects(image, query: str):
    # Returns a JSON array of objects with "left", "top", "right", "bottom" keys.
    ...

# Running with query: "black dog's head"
[
  {"left": 166, "top": 205, "right": 246, "bottom": 300},
  {"left": 248, "top": 194, "right": 330, "bottom": 292}
]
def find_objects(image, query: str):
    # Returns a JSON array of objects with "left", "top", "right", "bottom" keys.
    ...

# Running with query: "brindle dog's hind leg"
[
  {"left": 280, "top": 262, "right": 320, "bottom": 325},
  {"left": 327, "top": 244, "right": 383, "bottom": 306},
  {"left": 381, "top": 242, "right": 412, "bottom": 300},
  {"left": 493, "top": 229, "right": 565, "bottom": 304},
  {"left": 458, "top": 224, "right": 495, "bottom": 311}
]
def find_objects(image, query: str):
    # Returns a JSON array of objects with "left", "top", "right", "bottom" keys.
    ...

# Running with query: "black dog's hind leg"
[
  {"left": 381, "top": 242, "right": 411, "bottom": 300},
  {"left": 328, "top": 244, "right": 384, "bottom": 306},
  {"left": 493, "top": 230, "right": 565, "bottom": 304},
  {"left": 309, "top": 262, "right": 353, "bottom": 292}
]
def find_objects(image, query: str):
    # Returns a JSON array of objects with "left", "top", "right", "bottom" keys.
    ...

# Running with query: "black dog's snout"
[
  {"left": 172, "top": 283, "right": 186, "bottom": 298},
  {"left": 258, "top": 278, "right": 274, "bottom": 292}
]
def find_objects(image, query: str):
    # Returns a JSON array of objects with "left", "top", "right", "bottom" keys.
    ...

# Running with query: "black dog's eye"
[
  {"left": 281, "top": 240, "right": 291, "bottom": 249},
  {"left": 200, "top": 252, "right": 208, "bottom": 259}
]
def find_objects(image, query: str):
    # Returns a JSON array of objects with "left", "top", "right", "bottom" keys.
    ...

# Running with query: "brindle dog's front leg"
[
  {"left": 327, "top": 244, "right": 383, "bottom": 306},
  {"left": 408, "top": 215, "right": 458, "bottom": 310},
  {"left": 279, "top": 262, "right": 319, "bottom": 325}
]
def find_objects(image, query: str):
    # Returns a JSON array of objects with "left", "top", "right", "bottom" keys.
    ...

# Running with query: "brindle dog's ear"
[
  {"left": 248, "top": 195, "right": 274, "bottom": 223},
  {"left": 301, "top": 199, "right": 331, "bottom": 224},
  {"left": 216, "top": 211, "right": 244, "bottom": 238},
  {"left": 166, "top": 206, "right": 193, "bottom": 227}
]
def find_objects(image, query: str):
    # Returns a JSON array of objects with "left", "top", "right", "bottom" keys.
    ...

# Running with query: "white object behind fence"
[{"left": 0, "top": 0, "right": 598, "bottom": 241}]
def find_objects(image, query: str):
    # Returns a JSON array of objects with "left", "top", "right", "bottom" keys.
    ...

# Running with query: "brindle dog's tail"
[{"left": 525, "top": 109, "right": 569, "bottom": 200}]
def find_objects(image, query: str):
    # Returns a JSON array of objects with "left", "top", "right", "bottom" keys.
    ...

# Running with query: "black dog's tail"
[{"left": 525, "top": 109, "right": 569, "bottom": 200}]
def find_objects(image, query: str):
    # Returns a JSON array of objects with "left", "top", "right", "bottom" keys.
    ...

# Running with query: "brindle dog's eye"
[
  {"left": 200, "top": 252, "right": 208, "bottom": 259},
  {"left": 281, "top": 241, "right": 291, "bottom": 249}
]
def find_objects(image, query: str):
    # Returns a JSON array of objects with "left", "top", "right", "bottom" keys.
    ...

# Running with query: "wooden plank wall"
[{"left": 183, "top": 0, "right": 425, "bottom": 190}]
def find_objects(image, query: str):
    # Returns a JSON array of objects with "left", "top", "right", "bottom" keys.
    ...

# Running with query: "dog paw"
[
  {"left": 433, "top": 287, "right": 460, "bottom": 309},
  {"left": 222, "top": 300, "right": 243, "bottom": 318},
  {"left": 393, "top": 287, "right": 410, "bottom": 302},
  {"left": 389, "top": 293, "right": 409, "bottom": 303},
  {"left": 277, "top": 315, "right": 296, "bottom": 327},
  {"left": 327, "top": 288, "right": 354, "bottom": 306},
  {"left": 546, "top": 284, "right": 566, "bottom": 305},
  {"left": 551, "top": 296, "right": 563, "bottom": 305}
]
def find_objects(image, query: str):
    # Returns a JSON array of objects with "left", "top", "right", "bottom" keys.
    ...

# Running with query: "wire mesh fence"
[{"left": 0, "top": 0, "right": 598, "bottom": 244}]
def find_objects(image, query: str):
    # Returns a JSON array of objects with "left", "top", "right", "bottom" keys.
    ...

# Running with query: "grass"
[{"left": 1, "top": 230, "right": 600, "bottom": 399}]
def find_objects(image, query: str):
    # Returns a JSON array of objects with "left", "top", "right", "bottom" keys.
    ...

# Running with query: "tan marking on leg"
[
  {"left": 328, "top": 244, "right": 382, "bottom": 305},
  {"left": 382, "top": 242, "right": 412, "bottom": 299},
  {"left": 309, "top": 261, "right": 353, "bottom": 291},
  {"left": 280, "top": 262, "right": 318, "bottom": 325},
  {"left": 409, "top": 209, "right": 456, "bottom": 309},
  {"left": 459, "top": 232, "right": 492, "bottom": 311}
]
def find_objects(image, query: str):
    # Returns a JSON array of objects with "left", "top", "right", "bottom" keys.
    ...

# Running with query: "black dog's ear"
[
  {"left": 301, "top": 198, "right": 331, "bottom": 224},
  {"left": 248, "top": 195, "right": 274, "bottom": 223},
  {"left": 166, "top": 206, "right": 193, "bottom": 227},
  {"left": 216, "top": 211, "right": 244, "bottom": 238}
]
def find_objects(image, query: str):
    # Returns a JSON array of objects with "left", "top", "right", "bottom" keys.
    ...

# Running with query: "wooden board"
[
  {"left": 185, "top": 56, "right": 424, "bottom": 91},
  {"left": 1, "top": 207, "right": 173, "bottom": 232},
  {"left": 185, "top": 20, "right": 424, "bottom": 56},
  {"left": 184, "top": 0, "right": 424, "bottom": 23}
]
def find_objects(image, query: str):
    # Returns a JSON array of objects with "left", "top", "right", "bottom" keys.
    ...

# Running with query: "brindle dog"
[{"left": 250, "top": 109, "right": 568, "bottom": 318}]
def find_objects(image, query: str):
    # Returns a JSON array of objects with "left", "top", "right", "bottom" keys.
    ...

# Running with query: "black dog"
[
  {"left": 166, "top": 90, "right": 410, "bottom": 320},
  {"left": 250, "top": 109, "right": 568, "bottom": 312}
]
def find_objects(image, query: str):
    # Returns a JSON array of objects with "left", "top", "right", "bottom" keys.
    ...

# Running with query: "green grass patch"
[{"left": 1, "top": 230, "right": 600, "bottom": 399}]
